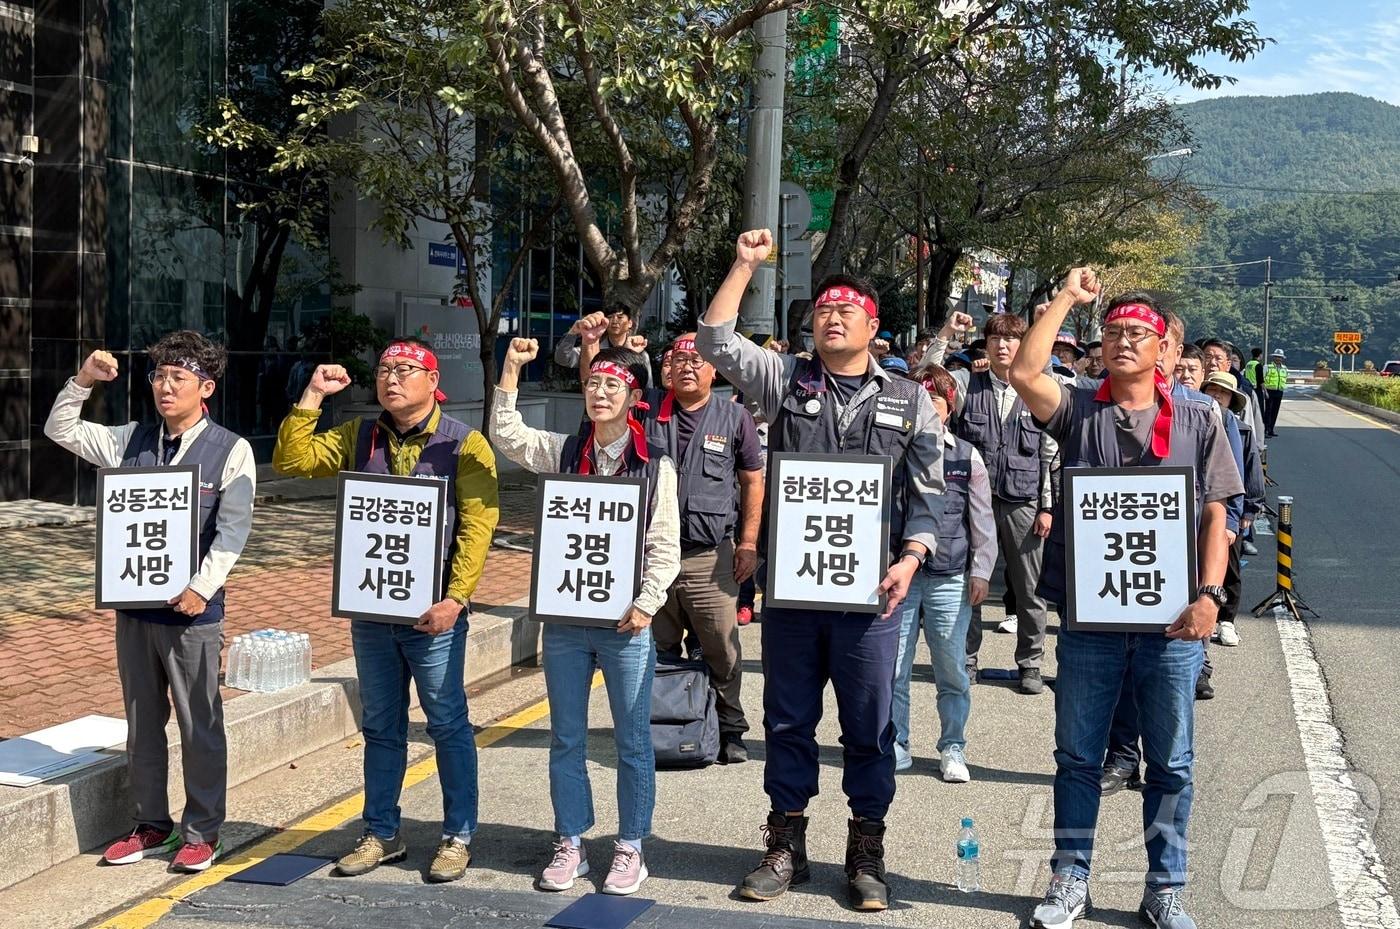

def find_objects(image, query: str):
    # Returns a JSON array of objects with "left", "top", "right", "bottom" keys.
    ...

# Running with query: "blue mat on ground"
[
  {"left": 226, "top": 853, "right": 335, "bottom": 886},
  {"left": 545, "top": 893, "right": 655, "bottom": 929}
]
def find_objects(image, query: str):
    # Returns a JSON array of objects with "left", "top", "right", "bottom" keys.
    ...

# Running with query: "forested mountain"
[
  {"left": 1177, "top": 93, "right": 1400, "bottom": 209},
  {"left": 1169, "top": 93, "right": 1400, "bottom": 364}
]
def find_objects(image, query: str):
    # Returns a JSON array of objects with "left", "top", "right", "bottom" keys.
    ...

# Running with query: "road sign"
[
  {"left": 1335, "top": 342, "right": 1360, "bottom": 355},
  {"left": 1334, "top": 331, "right": 1362, "bottom": 344}
]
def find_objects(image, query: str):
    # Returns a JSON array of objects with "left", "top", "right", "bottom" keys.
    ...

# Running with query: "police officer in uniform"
[
  {"left": 648, "top": 334, "right": 765, "bottom": 764},
  {"left": 698, "top": 230, "right": 946, "bottom": 912}
]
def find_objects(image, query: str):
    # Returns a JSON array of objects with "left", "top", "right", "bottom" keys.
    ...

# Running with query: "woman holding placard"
[{"left": 491, "top": 336, "right": 680, "bottom": 897}]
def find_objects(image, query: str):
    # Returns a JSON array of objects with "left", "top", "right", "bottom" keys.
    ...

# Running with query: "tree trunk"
[{"left": 925, "top": 247, "right": 962, "bottom": 330}]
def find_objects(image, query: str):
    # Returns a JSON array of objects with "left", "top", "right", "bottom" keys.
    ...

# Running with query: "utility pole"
[
  {"left": 737, "top": 9, "right": 788, "bottom": 335},
  {"left": 1261, "top": 256, "right": 1273, "bottom": 370}
]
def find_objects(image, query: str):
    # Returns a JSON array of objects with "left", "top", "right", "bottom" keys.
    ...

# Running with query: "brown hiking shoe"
[
  {"left": 428, "top": 838, "right": 471, "bottom": 882},
  {"left": 335, "top": 833, "right": 406, "bottom": 876},
  {"left": 739, "top": 812, "right": 810, "bottom": 901}
]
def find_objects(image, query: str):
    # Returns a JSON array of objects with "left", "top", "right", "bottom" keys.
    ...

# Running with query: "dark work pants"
[
  {"left": 760, "top": 605, "right": 899, "bottom": 820},
  {"left": 1221, "top": 538, "right": 1243, "bottom": 623},
  {"left": 115, "top": 613, "right": 227, "bottom": 843},
  {"left": 1264, "top": 389, "right": 1284, "bottom": 434}
]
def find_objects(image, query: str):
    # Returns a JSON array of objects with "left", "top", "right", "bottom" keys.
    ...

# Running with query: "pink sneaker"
[
  {"left": 601, "top": 842, "right": 648, "bottom": 895},
  {"left": 538, "top": 838, "right": 589, "bottom": 891}
]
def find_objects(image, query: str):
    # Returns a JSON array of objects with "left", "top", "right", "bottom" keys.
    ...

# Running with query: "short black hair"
[
  {"left": 814, "top": 273, "right": 879, "bottom": 309},
  {"left": 148, "top": 330, "right": 227, "bottom": 380},
  {"left": 607, "top": 305, "right": 633, "bottom": 318},
  {"left": 1199, "top": 337, "right": 1230, "bottom": 355},
  {"left": 1180, "top": 344, "right": 1205, "bottom": 364},
  {"left": 592, "top": 346, "right": 649, "bottom": 388},
  {"left": 1251, "top": 347, "right": 1263, "bottom": 358},
  {"left": 1085, "top": 340, "right": 1102, "bottom": 351}
]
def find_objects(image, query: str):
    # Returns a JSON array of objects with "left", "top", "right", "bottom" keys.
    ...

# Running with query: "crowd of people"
[{"left": 42, "top": 227, "right": 1281, "bottom": 929}]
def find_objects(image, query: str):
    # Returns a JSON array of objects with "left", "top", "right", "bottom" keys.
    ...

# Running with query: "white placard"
[
  {"left": 1065, "top": 467, "right": 1198, "bottom": 631},
  {"left": 96, "top": 466, "right": 200, "bottom": 610},
  {"left": 765, "top": 453, "right": 892, "bottom": 613},
  {"left": 333, "top": 472, "right": 448, "bottom": 623},
  {"left": 530, "top": 474, "right": 646, "bottom": 627}
]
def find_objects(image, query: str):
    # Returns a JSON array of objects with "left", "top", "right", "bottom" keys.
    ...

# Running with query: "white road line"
[{"left": 1276, "top": 611, "right": 1400, "bottom": 928}]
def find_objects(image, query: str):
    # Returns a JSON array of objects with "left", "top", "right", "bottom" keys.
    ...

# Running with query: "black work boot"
[
  {"left": 739, "top": 812, "right": 809, "bottom": 900},
  {"left": 845, "top": 818, "right": 889, "bottom": 911}
]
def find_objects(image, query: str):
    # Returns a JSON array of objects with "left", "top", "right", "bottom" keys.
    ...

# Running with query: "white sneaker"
[
  {"left": 1216, "top": 620, "right": 1240, "bottom": 647},
  {"left": 996, "top": 615, "right": 1018, "bottom": 634},
  {"left": 941, "top": 746, "right": 971, "bottom": 783}
]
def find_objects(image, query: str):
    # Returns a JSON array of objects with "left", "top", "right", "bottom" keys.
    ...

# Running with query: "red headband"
[
  {"left": 671, "top": 337, "right": 697, "bottom": 355},
  {"left": 1104, "top": 303, "right": 1166, "bottom": 337},
  {"left": 921, "top": 377, "right": 956, "bottom": 410},
  {"left": 815, "top": 286, "right": 878, "bottom": 318},
  {"left": 590, "top": 359, "right": 638, "bottom": 389},
  {"left": 380, "top": 342, "right": 447, "bottom": 402}
]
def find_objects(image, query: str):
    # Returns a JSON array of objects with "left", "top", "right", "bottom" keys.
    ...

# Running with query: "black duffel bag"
[{"left": 650, "top": 653, "right": 719, "bottom": 769}]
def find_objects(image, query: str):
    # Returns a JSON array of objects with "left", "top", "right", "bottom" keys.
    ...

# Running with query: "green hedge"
[{"left": 1322, "top": 374, "right": 1400, "bottom": 413}]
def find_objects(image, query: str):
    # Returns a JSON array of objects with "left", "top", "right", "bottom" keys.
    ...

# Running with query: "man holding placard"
[
  {"left": 491, "top": 339, "right": 679, "bottom": 896},
  {"left": 272, "top": 336, "right": 499, "bottom": 884},
  {"left": 44, "top": 331, "right": 255, "bottom": 873},
  {"left": 1008, "top": 279, "right": 1242, "bottom": 929},
  {"left": 698, "top": 230, "right": 946, "bottom": 912}
]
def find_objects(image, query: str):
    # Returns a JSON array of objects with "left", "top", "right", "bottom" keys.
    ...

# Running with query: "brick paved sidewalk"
[{"left": 0, "top": 479, "right": 541, "bottom": 739}]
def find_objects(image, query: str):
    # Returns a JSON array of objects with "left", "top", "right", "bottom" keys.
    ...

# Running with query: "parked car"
[{"left": 1381, "top": 361, "right": 1400, "bottom": 377}]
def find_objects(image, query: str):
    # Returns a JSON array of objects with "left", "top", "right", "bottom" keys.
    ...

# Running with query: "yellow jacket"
[{"left": 273, "top": 405, "right": 499, "bottom": 604}]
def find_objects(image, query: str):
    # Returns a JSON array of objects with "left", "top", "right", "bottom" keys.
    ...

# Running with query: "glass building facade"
[{"left": 3, "top": 0, "right": 331, "bottom": 504}]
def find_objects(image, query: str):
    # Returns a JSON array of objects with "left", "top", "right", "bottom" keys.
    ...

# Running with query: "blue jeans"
[
  {"left": 1052, "top": 629, "right": 1203, "bottom": 888},
  {"left": 893, "top": 571, "right": 973, "bottom": 765},
  {"left": 542, "top": 623, "right": 656, "bottom": 841},
  {"left": 761, "top": 605, "right": 900, "bottom": 820},
  {"left": 351, "top": 616, "right": 477, "bottom": 841}
]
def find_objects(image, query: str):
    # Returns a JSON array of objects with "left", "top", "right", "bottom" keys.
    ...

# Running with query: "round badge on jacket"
[{"left": 804, "top": 398, "right": 821, "bottom": 414}]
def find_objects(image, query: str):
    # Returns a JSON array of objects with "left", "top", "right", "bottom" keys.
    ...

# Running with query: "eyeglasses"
[
  {"left": 583, "top": 377, "right": 629, "bottom": 397},
  {"left": 670, "top": 354, "right": 707, "bottom": 370},
  {"left": 147, "top": 371, "right": 198, "bottom": 388},
  {"left": 1100, "top": 325, "right": 1158, "bottom": 345},
  {"left": 373, "top": 364, "right": 428, "bottom": 381}
]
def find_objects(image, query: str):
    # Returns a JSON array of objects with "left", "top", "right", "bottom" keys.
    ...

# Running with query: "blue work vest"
[
  {"left": 925, "top": 436, "right": 975, "bottom": 577},
  {"left": 955, "top": 370, "right": 1043, "bottom": 503}
]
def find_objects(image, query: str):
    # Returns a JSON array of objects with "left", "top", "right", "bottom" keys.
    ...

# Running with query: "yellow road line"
[{"left": 97, "top": 672, "right": 599, "bottom": 929}]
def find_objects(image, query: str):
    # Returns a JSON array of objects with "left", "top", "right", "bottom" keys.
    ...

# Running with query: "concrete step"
[{"left": 0, "top": 599, "right": 540, "bottom": 893}]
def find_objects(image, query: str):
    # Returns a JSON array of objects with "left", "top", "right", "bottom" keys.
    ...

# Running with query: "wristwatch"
[{"left": 1198, "top": 585, "right": 1227, "bottom": 607}]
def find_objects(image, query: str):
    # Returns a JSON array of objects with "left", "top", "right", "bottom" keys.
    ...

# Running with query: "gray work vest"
[
  {"left": 648, "top": 391, "right": 747, "bottom": 550},
  {"left": 770, "top": 356, "right": 924, "bottom": 553},
  {"left": 1037, "top": 385, "right": 1218, "bottom": 606},
  {"left": 955, "top": 370, "right": 1042, "bottom": 503},
  {"left": 925, "top": 436, "right": 975, "bottom": 577},
  {"left": 354, "top": 410, "right": 472, "bottom": 601},
  {"left": 120, "top": 419, "right": 239, "bottom": 625}
]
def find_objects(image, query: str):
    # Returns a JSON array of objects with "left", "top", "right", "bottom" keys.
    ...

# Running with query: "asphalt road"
[
  {"left": 1260, "top": 389, "right": 1400, "bottom": 893},
  {"left": 11, "top": 387, "right": 1398, "bottom": 929}
]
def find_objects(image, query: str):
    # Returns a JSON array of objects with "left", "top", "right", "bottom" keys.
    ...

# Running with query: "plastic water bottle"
[
  {"left": 226, "top": 635, "right": 244, "bottom": 689},
  {"left": 300, "top": 633, "right": 313, "bottom": 683},
  {"left": 956, "top": 817, "right": 980, "bottom": 893}
]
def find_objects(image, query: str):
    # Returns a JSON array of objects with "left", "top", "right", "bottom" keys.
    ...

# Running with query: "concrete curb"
[
  {"left": 0, "top": 599, "right": 540, "bottom": 892},
  {"left": 1314, "top": 389, "right": 1400, "bottom": 427}
]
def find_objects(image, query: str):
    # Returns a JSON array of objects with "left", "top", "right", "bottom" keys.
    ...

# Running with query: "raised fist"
[
  {"left": 945, "top": 311, "right": 974, "bottom": 335},
  {"left": 505, "top": 338, "right": 539, "bottom": 366},
  {"left": 78, "top": 350, "right": 119, "bottom": 387},
  {"left": 1060, "top": 267, "right": 1101, "bottom": 305},
  {"left": 736, "top": 229, "right": 773, "bottom": 268},
  {"left": 626, "top": 335, "right": 649, "bottom": 353},
  {"left": 308, "top": 364, "right": 352, "bottom": 397},
  {"left": 571, "top": 312, "right": 609, "bottom": 345}
]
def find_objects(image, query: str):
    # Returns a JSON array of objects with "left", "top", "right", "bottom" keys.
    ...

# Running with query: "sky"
[{"left": 1167, "top": 0, "right": 1400, "bottom": 106}]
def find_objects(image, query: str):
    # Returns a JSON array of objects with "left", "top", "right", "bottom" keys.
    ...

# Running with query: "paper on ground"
[{"left": 0, "top": 715, "right": 127, "bottom": 787}]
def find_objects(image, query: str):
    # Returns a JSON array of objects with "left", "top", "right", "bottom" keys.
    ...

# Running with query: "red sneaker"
[
  {"left": 172, "top": 839, "right": 222, "bottom": 873},
  {"left": 103, "top": 825, "right": 179, "bottom": 865},
  {"left": 736, "top": 607, "right": 753, "bottom": 626}
]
